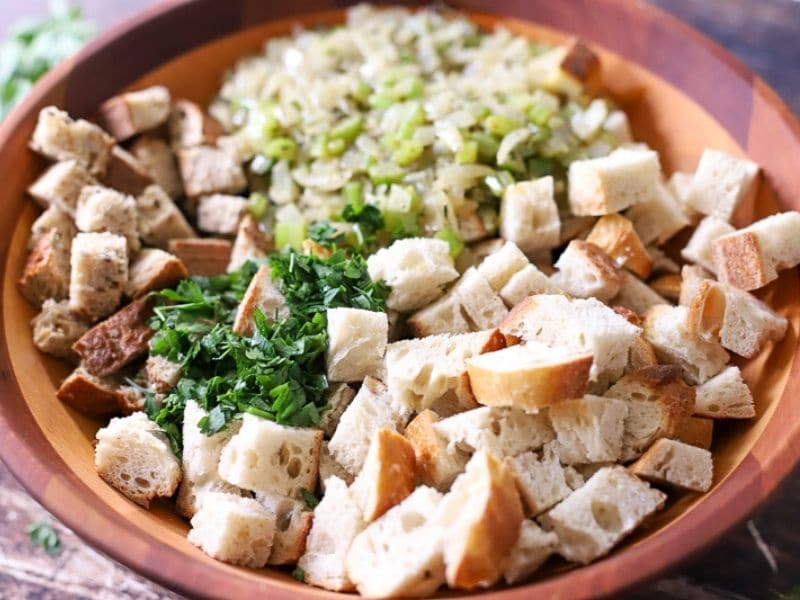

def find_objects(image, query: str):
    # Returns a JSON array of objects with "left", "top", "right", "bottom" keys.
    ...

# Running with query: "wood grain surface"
[{"left": 0, "top": 1, "right": 799, "bottom": 599}]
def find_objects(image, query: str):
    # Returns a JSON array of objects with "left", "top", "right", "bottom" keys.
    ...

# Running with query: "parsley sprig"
[{"left": 28, "top": 520, "right": 62, "bottom": 556}]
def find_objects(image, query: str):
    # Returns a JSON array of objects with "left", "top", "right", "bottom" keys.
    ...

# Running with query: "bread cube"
[
  {"left": 667, "top": 170, "right": 702, "bottom": 223},
  {"left": 567, "top": 147, "right": 661, "bottom": 216},
  {"left": 649, "top": 274, "right": 682, "bottom": 303},
  {"left": 648, "top": 245, "right": 681, "bottom": 275},
  {"left": 145, "top": 355, "right": 183, "bottom": 394},
  {"left": 499, "top": 177, "right": 560, "bottom": 256},
  {"left": 75, "top": 185, "right": 140, "bottom": 251},
  {"left": 177, "top": 145, "right": 246, "bottom": 197},
  {"left": 196, "top": 194, "right": 247, "bottom": 236},
  {"left": 503, "top": 520, "right": 559, "bottom": 584},
  {"left": 549, "top": 395, "right": 628, "bottom": 464},
  {"left": 318, "top": 442, "right": 354, "bottom": 491},
  {"left": 218, "top": 413, "right": 322, "bottom": 497},
  {"left": 407, "top": 292, "right": 471, "bottom": 337},
  {"left": 681, "top": 216, "right": 735, "bottom": 273},
  {"left": 68, "top": 232, "right": 128, "bottom": 321},
  {"left": 449, "top": 267, "right": 508, "bottom": 329},
  {"left": 586, "top": 214, "right": 652, "bottom": 278},
  {"left": 29, "top": 106, "right": 115, "bottom": 176},
  {"left": 613, "top": 271, "right": 669, "bottom": 316},
  {"left": 31, "top": 299, "right": 90, "bottom": 361},
  {"left": 694, "top": 366, "right": 755, "bottom": 419},
  {"left": 169, "top": 99, "right": 223, "bottom": 150},
  {"left": 29, "top": 205, "right": 76, "bottom": 250},
  {"left": 318, "top": 383, "right": 355, "bottom": 438},
  {"left": 130, "top": 135, "right": 184, "bottom": 199},
  {"left": 101, "top": 146, "right": 154, "bottom": 195},
  {"left": 136, "top": 184, "right": 196, "bottom": 249},
  {"left": 367, "top": 238, "right": 459, "bottom": 311},
  {"left": 626, "top": 334, "right": 659, "bottom": 374},
  {"left": 228, "top": 214, "right": 272, "bottom": 272},
  {"left": 256, "top": 492, "right": 314, "bottom": 565},
  {"left": 624, "top": 183, "right": 689, "bottom": 246},
  {"left": 539, "top": 466, "right": 665, "bottom": 564},
  {"left": 187, "top": 491, "right": 275, "bottom": 567},
  {"left": 19, "top": 228, "right": 71, "bottom": 307},
  {"left": 405, "top": 409, "right": 468, "bottom": 491},
  {"left": 99, "top": 86, "right": 171, "bottom": 141},
  {"left": 603, "top": 110, "right": 633, "bottom": 144},
  {"left": 499, "top": 263, "right": 560, "bottom": 307},
  {"left": 475, "top": 241, "right": 529, "bottom": 291},
  {"left": 506, "top": 441, "right": 573, "bottom": 516},
  {"left": 346, "top": 486, "right": 445, "bottom": 598},
  {"left": 168, "top": 238, "right": 232, "bottom": 276},
  {"left": 128, "top": 248, "right": 188, "bottom": 298},
  {"left": 57, "top": 367, "right": 141, "bottom": 417},
  {"left": 630, "top": 438, "right": 713, "bottom": 492},
  {"left": 298, "top": 476, "right": 365, "bottom": 592},
  {"left": 27, "top": 159, "right": 95, "bottom": 213},
  {"left": 326, "top": 308, "right": 388, "bottom": 382},
  {"left": 551, "top": 240, "right": 624, "bottom": 302},
  {"left": 94, "top": 412, "right": 181, "bottom": 506},
  {"left": 687, "top": 149, "right": 759, "bottom": 221},
  {"left": 231, "top": 264, "right": 289, "bottom": 336},
  {"left": 674, "top": 416, "right": 714, "bottom": 450}
]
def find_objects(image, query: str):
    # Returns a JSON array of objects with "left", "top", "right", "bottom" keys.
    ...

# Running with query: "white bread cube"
[
  {"left": 405, "top": 409, "right": 468, "bottom": 491},
  {"left": 69, "top": 232, "right": 128, "bottom": 321},
  {"left": 346, "top": 486, "right": 445, "bottom": 598},
  {"left": 196, "top": 194, "right": 247, "bottom": 236},
  {"left": 551, "top": 240, "right": 624, "bottom": 302},
  {"left": 28, "top": 159, "right": 95, "bottom": 213},
  {"left": 630, "top": 438, "right": 713, "bottom": 492},
  {"left": 712, "top": 211, "right": 800, "bottom": 290},
  {"left": 318, "top": 442, "right": 354, "bottom": 491},
  {"left": 475, "top": 240, "right": 529, "bottom": 291},
  {"left": 439, "top": 449, "right": 524, "bottom": 590},
  {"left": 228, "top": 214, "right": 271, "bottom": 272},
  {"left": 318, "top": 383, "right": 355, "bottom": 438},
  {"left": 434, "top": 406, "right": 555, "bottom": 458},
  {"left": 466, "top": 342, "right": 593, "bottom": 411},
  {"left": 187, "top": 491, "right": 275, "bottom": 568},
  {"left": 451, "top": 267, "right": 508, "bottom": 329},
  {"left": 540, "top": 466, "right": 666, "bottom": 564},
  {"left": 500, "top": 295, "right": 640, "bottom": 385},
  {"left": 567, "top": 147, "right": 661, "bottom": 216},
  {"left": 624, "top": 183, "right": 689, "bottom": 246},
  {"left": 687, "top": 149, "right": 759, "bottom": 221},
  {"left": 613, "top": 271, "right": 669, "bottom": 316},
  {"left": 407, "top": 292, "right": 471, "bottom": 337},
  {"left": 75, "top": 185, "right": 139, "bottom": 251},
  {"left": 127, "top": 248, "right": 189, "bottom": 298},
  {"left": 605, "top": 365, "right": 695, "bottom": 462},
  {"left": 29, "top": 106, "right": 115, "bottom": 176},
  {"left": 94, "top": 412, "right": 181, "bottom": 507},
  {"left": 130, "top": 135, "right": 184, "bottom": 199},
  {"left": 256, "top": 492, "right": 314, "bottom": 565},
  {"left": 177, "top": 145, "right": 247, "bottom": 197},
  {"left": 169, "top": 99, "right": 223, "bottom": 150},
  {"left": 367, "top": 238, "right": 459, "bottom": 312},
  {"left": 499, "top": 177, "right": 560, "bottom": 255},
  {"left": 29, "top": 205, "right": 76, "bottom": 250},
  {"left": 99, "top": 86, "right": 171, "bottom": 141},
  {"left": 507, "top": 441, "right": 573, "bottom": 516},
  {"left": 648, "top": 246, "right": 681, "bottom": 275},
  {"left": 643, "top": 304, "right": 729, "bottom": 384},
  {"left": 218, "top": 413, "right": 322, "bottom": 497},
  {"left": 499, "top": 263, "right": 561, "bottom": 307},
  {"left": 667, "top": 171, "right": 702, "bottom": 223},
  {"left": 351, "top": 427, "right": 417, "bottom": 522},
  {"left": 586, "top": 214, "right": 653, "bottom": 278},
  {"left": 326, "top": 308, "right": 388, "bottom": 382},
  {"left": 137, "top": 184, "right": 196, "bottom": 249},
  {"left": 503, "top": 520, "right": 558, "bottom": 584},
  {"left": 31, "top": 299, "right": 90, "bottom": 360},
  {"left": 694, "top": 366, "right": 755, "bottom": 419},
  {"left": 299, "top": 476, "right": 364, "bottom": 591},
  {"left": 231, "top": 264, "right": 289, "bottom": 336},
  {"left": 549, "top": 395, "right": 628, "bottom": 464},
  {"left": 19, "top": 228, "right": 72, "bottom": 307},
  {"left": 145, "top": 355, "right": 182, "bottom": 394},
  {"left": 385, "top": 330, "right": 505, "bottom": 412},
  {"left": 681, "top": 216, "right": 735, "bottom": 273},
  {"left": 328, "top": 377, "right": 410, "bottom": 475}
]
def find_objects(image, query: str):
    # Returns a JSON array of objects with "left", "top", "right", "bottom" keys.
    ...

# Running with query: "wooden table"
[{"left": 1, "top": 1, "right": 799, "bottom": 598}]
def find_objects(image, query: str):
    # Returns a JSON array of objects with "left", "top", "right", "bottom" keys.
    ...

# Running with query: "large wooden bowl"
[{"left": 1, "top": 1, "right": 799, "bottom": 597}]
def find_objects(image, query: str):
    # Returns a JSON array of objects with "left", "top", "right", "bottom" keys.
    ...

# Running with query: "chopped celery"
[
  {"left": 483, "top": 114, "right": 521, "bottom": 137},
  {"left": 529, "top": 103, "right": 555, "bottom": 126},
  {"left": 456, "top": 140, "right": 478, "bottom": 164},
  {"left": 527, "top": 156, "right": 555, "bottom": 178},
  {"left": 330, "top": 115, "right": 363, "bottom": 142},
  {"left": 250, "top": 154, "right": 273, "bottom": 175},
  {"left": 368, "top": 93, "right": 394, "bottom": 109},
  {"left": 485, "top": 170, "right": 515, "bottom": 196},
  {"left": 368, "top": 162, "right": 405, "bottom": 185},
  {"left": 247, "top": 192, "right": 269, "bottom": 220},
  {"left": 396, "top": 103, "right": 426, "bottom": 140},
  {"left": 342, "top": 181, "right": 364, "bottom": 208},
  {"left": 392, "top": 140, "right": 424, "bottom": 167},
  {"left": 384, "top": 185, "right": 420, "bottom": 213},
  {"left": 351, "top": 79, "right": 372, "bottom": 104},
  {"left": 274, "top": 221, "right": 307, "bottom": 250},
  {"left": 264, "top": 137, "right": 298, "bottom": 161},
  {"left": 466, "top": 102, "right": 490, "bottom": 121},
  {"left": 436, "top": 229, "right": 464, "bottom": 258},
  {"left": 473, "top": 132, "right": 500, "bottom": 163},
  {"left": 325, "top": 137, "right": 347, "bottom": 157}
]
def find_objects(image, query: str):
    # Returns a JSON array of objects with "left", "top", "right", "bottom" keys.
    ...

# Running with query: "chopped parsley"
[
  {"left": 292, "top": 567, "right": 306, "bottom": 582},
  {"left": 28, "top": 521, "right": 62, "bottom": 556},
  {"left": 300, "top": 488, "right": 320, "bottom": 510}
]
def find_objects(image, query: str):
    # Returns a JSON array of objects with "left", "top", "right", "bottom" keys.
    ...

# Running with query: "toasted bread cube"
[
  {"left": 72, "top": 298, "right": 154, "bottom": 377},
  {"left": 367, "top": 238, "right": 459, "bottom": 312},
  {"left": 559, "top": 39, "right": 601, "bottom": 92},
  {"left": 475, "top": 241, "right": 529, "bottom": 291},
  {"left": 648, "top": 246, "right": 681, "bottom": 275},
  {"left": 507, "top": 441, "right": 573, "bottom": 516},
  {"left": 136, "top": 184, "right": 196, "bottom": 249},
  {"left": 551, "top": 240, "right": 624, "bottom": 302},
  {"left": 559, "top": 214, "right": 597, "bottom": 245},
  {"left": 346, "top": 486, "right": 445, "bottom": 598},
  {"left": 630, "top": 438, "right": 713, "bottom": 492},
  {"left": 57, "top": 367, "right": 141, "bottom": 417},
  {"left": 29, "top": 106, "right": 115, "bottom": 176},
  {"left": 626, "top": 334, "right": 659, "bottom": 373},
  {"left": 499, "top": 263, "right": 560, "bottom": 307},
  {"left": 19, "top": 228, "right": 71, "bottom": 307},
  {"left": 687, "top": 149, "right": 759, "bottom": 221},
  {"left": 499, "top": 177, "right": 560, "bottom": 256},
  {"left": 218, "top": 414, "right": 322, "bottom": 498},
  {"left": 682, "top": 216, "right": 735, "bottom": 273},
  {"left": 101, "top": 146, "right": 154, "bottom": 195},
  {"left": 613, "top": 271, "right": 669, "bottom": 316},
  {"left": 650, "top": 273, "right": 682, "bottom": 302},
  {"left": 567, "top": 147, "right": 661, "bottom": 216},
  {"left": 29, "top": 205, "right": 76, "bottom": 250},
  {"left": 405, "top": 410, "right": 468, "bottom": 492},
  {"left": 196, "top": 193, "right": 247, "bottom": 236},
  {"left": 326, "top": 308, "right": 388, "bottom": 382},
  {"left": 675, "top": 416, "right": 714, "bottom": 449},
  {"left": 188, "top": 491, "right": 275, "bottom": 567},
  {"left": 127, "top": 248, "right": 188, "bottom": 297},
  {"left": 130, "top": 135, "right": 184, "bottom": 199},
  {"left": 603, "top": 110, "right": 632, "bottom": 144},
  {"left": 27, "top": 159, "right": 95, "bottom": 213},
  {"left": 318, "top": 383, "right": 355, "bottom": 439},
  {"left": 466, "top": 342, "right": 592, "bottom": 411},
  {"left": 351, "top": 428, "right": 417, "bottom": 522},
  {"left": 457, "top": 207, "right": 488, "bottom": 243},
  {"left": 68, "top": 232, "right": 128, "bottom": 321},
  {"left": 549, "top": 395, "right": 628, "bottom": 464},
  {"left": 624, "top": 183, "right": 689, "bottom": 246},
  {"left": 605, "top": 365, "right": 695, "bottom": 461},
  {"left": 31, "top": 299, "right": 90, "bottom": 361},
  {"left": 586, "top": 214, "right": 652, "bottom": 278},
  {"left": 694, "top": 366, "right": 755, "bottom": 418},
  {"left": 530, "top": 42, "right": 598, "bottom": 98},
  {"left": 540, "top": 466, "right": 666, "bottom": 564},
  {"left": 328, "top": 377, "right": 410, "bottom": 475},
  {"left": 439, "top": 449, "right": 523, "bottom": 590},
  {"left": 228, "top": 214, "right": 272, "bottom": 272},
  {"left": 643, "top": 304, "right": 729, "bottom": 384},
  {"left": 712, "top": 211, "right": 800, "bottom": 290},
  {"left": 168, "top": 238, "right": 232, "bottom": 276},
  {"left": 177, "top": 145, "right": 246, "bottom": 198},
  {"left": 169, "top": 99, "right": 223, "bottom": 150},
  {"left": 256, "top": 493, "right": 314, "bottom": 565},
  {"left": 75, "top": 185, "right": 139, "bottom": 251},
  {"left": 231, "top": 265, "right": 289, "bottom": 336},
  {"left": 145, "top": 354, "right": 183, "bottom": 394},
  {"left": 299, "top": 476, "right": 365, "bottom": 592},
  {"left": 451, "top": 267, "right": 508, "bottom": 329},
  {"left": 94, "top": 412, "right": 181, "bottom": 507},
  {"left": 503, "top": 520, "right": 558, "bottom": 584},
  {"left": 407, "top": 292, "right": 471, "bottom": 337},
  {"left": 318, "top": 442, "right": 354, "bottom": 491},
  {"left": 434, "top": 406, "right": 555, "bottom": 459},
  {"left": 98, "top": 86, "right": 170, "bottom": 140}
]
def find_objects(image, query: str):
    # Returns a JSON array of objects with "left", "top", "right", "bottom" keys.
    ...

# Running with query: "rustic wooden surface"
[{"left": 1, "top": 1, "right": 799, "bottom": 599}]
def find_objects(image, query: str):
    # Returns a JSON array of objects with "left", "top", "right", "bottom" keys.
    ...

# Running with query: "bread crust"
[
  {"left": 674, "top": 416, "right": 714, "bottom": 450},
  {"left": 712, "top": 231, "right": 769, "bottom": 290},
  {"left": 56, "top": 369, "right": 135, "bottom": 417},
  {"left": 687, "top": 280, "right": 727, "bottom": 342},
  {"left": 101, "top": 146, "right": 153, "bottom": 195},
  {"left": 168, "top": 238, "right": 232, "bottom": 276},
  {"left": 128, "top": 250, "right": 189, "bottom": 297},
  {"left": 649, "top": 274, "right": 682, "bottom": 302},
  {"left": 405, "top": 410, "right": 467, "bottom": 491},
  {"left": 586, "top": 214, "right": 653, "bottom": 278},
  {"left": 358, "top": 428, "right": 417, "bottom": 522}
]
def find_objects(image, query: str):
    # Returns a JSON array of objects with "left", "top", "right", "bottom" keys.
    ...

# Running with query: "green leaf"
[
  {"left": 28, "top": 521, "right": 62, "bottom": 556},
  {"left": 300, "top": 488, "right": 320, "bottom": 510}
]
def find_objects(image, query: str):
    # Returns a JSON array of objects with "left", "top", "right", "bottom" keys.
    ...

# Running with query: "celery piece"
[
  {"left": 351, "top": 79, "right": 372, "bottom": 104},
  {"left": 485, "top": 170, "right": 515, "bottom": 196},
  {"left": 527, "top": 156, "right": 555, "bottom": 178},
  {"left": 264, "top": 137, "right": 298, "bottom": 161},
  {"left": 274, "top": 221, "right": 306, "bottom": 250},
  {"left": 396, "top": 103, "right": 426, "bottom": 140},
  {"left": 384, "top": 210, "right": 420, "bottom": 238},
  {"left": 484, "top": 114, "right": 521, "bottom": 137},
  {"left": 368, "top": 93, "right": 394, "bottom": 109},
  {"left": 330, "top": 115, "right": 363, "bottom": 142},
  {"left": 436, "top": 229, "right": 464, "bottom": 258},
  {"left": 249, "top": 154, "right": 273, "bottom": 175},
  {"left": 474, "top": 132, "right": 500, "bottom": 163},
  {"left": 528, "top": 104, "right": 555, "bottom": 126},
  {"left": 325, "top": 137, "right": 347, "bottom": 157},
  {"left": 342, "top": 181, "right": 364, "bottom": 208},
  {"left": 467, "top": 102, "right": 490, "bottom": 121},
  {"left": 392, "top": 140, "right": 424, "bottom": 167},
  {"left": 368, "top": 162, "right": 405, "bottom": 185},
  {"left": 456, "top": 140, "right": 479, "bottom": 165},
  {"left": 248, "top": 192, "right": 269, "bottom": 220}
]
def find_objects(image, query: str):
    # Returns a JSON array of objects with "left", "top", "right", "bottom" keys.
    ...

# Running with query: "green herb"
[
  {"left": 300, "top": 488, "right": 320, "bottom": 510},
  {"left": 28, "top": 521, "right": 62, "bottom": 556},
  {"left": 308, "top": 222, "right": 345, "bottom": 248},
  {"left": 292, "top": 567, "right": 306, "bottom": 582}
]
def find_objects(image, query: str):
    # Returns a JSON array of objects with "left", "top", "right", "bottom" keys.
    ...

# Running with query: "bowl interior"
[{"left": 1, "top": 4, "right": 800, "bottom": 599}]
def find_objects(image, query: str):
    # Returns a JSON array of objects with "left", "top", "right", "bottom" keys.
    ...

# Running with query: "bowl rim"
[{"left": 1, "top": 1, "right": 799, "bottom": 598}]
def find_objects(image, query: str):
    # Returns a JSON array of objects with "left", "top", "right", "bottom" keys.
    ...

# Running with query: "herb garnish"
[
  {"left": 28, "top": 520, "right": 62, "bottom": 556},
  {"left": 300, "top": 488, "right": 320, "bottom": 510}
]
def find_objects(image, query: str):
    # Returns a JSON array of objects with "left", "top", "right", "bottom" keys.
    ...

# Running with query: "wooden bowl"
[{"left": 1, "top": 1, "right": 799, "bottom": 598}]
